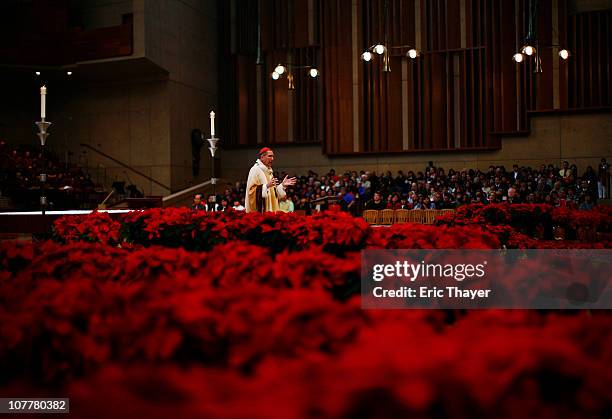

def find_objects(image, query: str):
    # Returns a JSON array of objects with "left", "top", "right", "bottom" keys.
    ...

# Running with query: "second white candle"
[
  {"left": 210, "top": 111, "right": 215, "bottom": 137},
  {"left": 40, "top": 86, "right": 47, "bottom": 119}
]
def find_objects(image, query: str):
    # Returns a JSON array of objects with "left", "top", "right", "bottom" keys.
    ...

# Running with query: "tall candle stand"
[
  {"left": 35, "top": 119, "right": 51, "bottom": 214},
  {"left": 206, "top": 135, "right": 219, "bottom": 196}
]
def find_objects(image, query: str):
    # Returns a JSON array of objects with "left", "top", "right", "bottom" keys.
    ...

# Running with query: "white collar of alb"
[{"left": 256, "top": 159, "right": 272, "bottom": 173}]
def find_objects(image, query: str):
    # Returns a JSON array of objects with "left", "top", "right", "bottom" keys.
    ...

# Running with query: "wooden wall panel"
[
  {"left": 261, "top": 0, "right": 291, "bottom": 50},
  {"left": 293, "top": 47, "right": 321, "bottom": 142},
  {"left": 362, "top": 56, "right": 403, "bottom": 152},
  {"left": 237, "top": 55, "right": 257, "bottom": 146},
  {"left": 390, "top": 0, "right": 415, "bottom": 47},
  {"left": 293, "top": 0, "right": 309, "bottom": 48},
  {"left": 266, "top": 51, "right": 289, "bottom": 143},
  {"left": 429, "top": 53, "right": 447, "bottom": 149},
  {"left": 322, "top": 0, "right": 354, "bottom": 153},
  {"left": 260, "top": 0, "right": 273, "bottom": 52},
  {"left": 500, "top": 0, "right": 518, "bottom": 131},
  {"left": 363, "top": 0, "right": 416, "bottom": 55},
  {"left": 277, "top": 0, "right": 291, "bottom": 49},
  {"left": 568, "top": 10, "right": 612, "bottom": 108},
  {"left": 386, "top": 59, "right": 403, "bottom": 151},
  {"left": 221, "top": 0, "right": 612, "bottom": 152},
  {"left": 446, "top": 0, "right": 461, "bottom": 50},
  {"left": 535, "top": 0, "right": 554, "bottom": 110},
  {"left": 223, "top": 0, "right": 323, "bottom": 147},
  {"left": 558, "top": 0, "right": 569, "bottom": 109},
  {"left": 236, "top": 0, "right": 258, "bottom": 54}
]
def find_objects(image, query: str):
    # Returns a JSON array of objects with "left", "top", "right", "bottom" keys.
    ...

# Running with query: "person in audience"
[
  {"left": 232, "top": 200, "right": 245, "bottom": 211},
  {"left": 206, "top": 195, "right": 220, "bottom": 211},
  {"left": 295, "top": 197, "right": 311, "bottom": 214},
  {"left": 579, "top": 194, "right": 595, "bottom": 211},
  {"left": 432, "top": 192, "right": 443, "bottom": 208},
  {"left": 342, "top": 188, "right": 355, "bottom": 207},
  {"left": 423, "top": 196, "right": 435, "bottom": 209},
  {"left": 583, "top": 166, "right": 597, "bottom": 189},
  {"left": 473, "top": 191, "right": 486, "bottom": 205},
  {"left": 557, "top": 191, "right": 573, "bottom": 208},
  {"left": 440, "top": 194, "right": 452, "bottom": 208},
  {"left": 598, "top": 158, "right": 609, "bottom": 199},
  {"left": 191, "top": 193, "right": 205, "bottom": 210},
  {"left": 386, "top": 194, "right": 402, "bottom": 210},
  {"left": 279, "top": 195, "right": 295, "bottom": 213},
  {"left": 511, "top": 164, "right": 521, "bottom": 183},
  {"left": 453, "top": 193, "right": 465, "bottom": 208},
  {"left": 412, "top": 197, "right": 424, "bottom": 210},
  {"left": 220, "top": 198, "right": 230, "bottom": 211},
  {"left": 365, "top": 192, "right": 386, "bottom": 210},
  {"left": 507, "top": 187, "right": 521, "bottom": 204},
  {"left": 559, "top": 160, "right": 572, "bottom": 179},
  {"left": 576, "top": 180, "right": 593, "bottom": 202}
]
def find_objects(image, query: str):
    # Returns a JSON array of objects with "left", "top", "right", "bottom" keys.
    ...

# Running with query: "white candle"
[
  {"left": 210, "top": 111, "right": 215, "bottom": 137},
  {"left": 40, "top": 86, "right": 47, "bottom": 119}
]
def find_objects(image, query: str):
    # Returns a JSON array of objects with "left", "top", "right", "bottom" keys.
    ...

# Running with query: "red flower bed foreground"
[
  {"left": 58, "top": 312, "right": 612, "bottom": 419},
  {"left": 1, "top": 237, "right": 611, "bottom": 418},
  {"left": 2, "top": 208, "right": 611, "bottom": 418}
]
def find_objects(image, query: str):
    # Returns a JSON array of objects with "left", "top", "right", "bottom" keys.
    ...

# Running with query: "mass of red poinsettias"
[
  {"left": 52, "top": 210, "right": 121, "bottom": 245},
  {"left": 435, "top": 203, "right": 611, "bottom": 246},
  {"left": 50, "top": 204, "right": 612, "bottom": 250},
  {"left": 1, "top": 240, "right": 611, "bottom": 418},
  {"left": 0, "top": 206, "right": 610, "bottom": 418}
]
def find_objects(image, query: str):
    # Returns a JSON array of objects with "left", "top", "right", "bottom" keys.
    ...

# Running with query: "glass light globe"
[
  {"left": 275, "top": 64, "right": 286, "bottom": 75},
  {"left": 374, "top": 44, "right": 385, "bottom": 55},
  {"left": 522, "top": 45, "right": 535, "bottom": 56},
  {"left": 309, "top": 68, "right": 319, "bottom": 78},
  {"left": 559, "top": 49, "right": 570, "bottom": 60},
  {"left": 361, "top": 51, "right": 373, "bottom": 62},
  {"left": 407, "top": 49, "right": 418, "bottom": 59},
  {"left": 512, "top": 53, "right": 524, "bottom": 63},
  {"left": 271, "top": 71, "right": 280, "bottom": 80}
]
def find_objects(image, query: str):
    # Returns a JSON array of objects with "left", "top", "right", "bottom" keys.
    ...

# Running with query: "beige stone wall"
[
  {"left": 145, "top": 0, "right": 217, "bottom": 89},
  {"left": 221, "top": 113, "right": 612, "bottom": 181},
  {"left": 67, "top": 0, "right": 218, "bottom": 193},
  {"left": 168, "top": 81, "right": 216, "bottom": 190},
  {"left": 145, "top": 0, "right": 218, "bottom": 191},
  {"left": 51, "top": 80, "right": 172, "bottom": 196}
]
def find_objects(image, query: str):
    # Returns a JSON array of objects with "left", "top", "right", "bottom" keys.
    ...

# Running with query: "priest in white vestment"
[{"left": 245, "top": 147, "right": 296, "bottom": 213}]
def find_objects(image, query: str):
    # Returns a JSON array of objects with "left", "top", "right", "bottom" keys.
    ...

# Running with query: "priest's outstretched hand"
[{"left": 282, "top": 176, "right": 297, "bottom": 187}]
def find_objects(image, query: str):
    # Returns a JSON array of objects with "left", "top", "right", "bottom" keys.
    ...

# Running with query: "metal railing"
[
  {"left": 162, "top": 179, "right": 216, "bottom": 207},
  {"left": 79, "top": 143, "right": 171, "bottom": 191}
]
